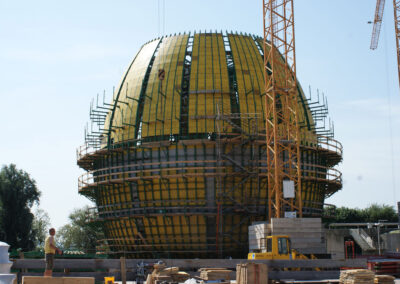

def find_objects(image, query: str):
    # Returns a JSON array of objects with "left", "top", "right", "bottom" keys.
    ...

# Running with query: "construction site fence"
[{"left": 11, "top": 258, "right": 367, "bottom": 282}]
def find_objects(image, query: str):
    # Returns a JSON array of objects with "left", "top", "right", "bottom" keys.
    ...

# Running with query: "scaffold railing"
[
  {"left": 77, "top": 134, "right": 343, "bottom": 168},
  {"left": 86, "top": 201, "right": 337, "bottom": 225},
  {"left": 78, "top": 160, "right": 341, "bottom": 193},
  {"left": 317, "top": 135, "right": 343, "bottom": 157},
  {"left": 76, "top": 143, "right": 97, "bottom": 161}
]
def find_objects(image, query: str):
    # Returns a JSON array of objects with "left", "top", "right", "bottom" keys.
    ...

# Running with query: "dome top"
[{"left": 101, "top": 31, "right": 314, "bottom": 146}]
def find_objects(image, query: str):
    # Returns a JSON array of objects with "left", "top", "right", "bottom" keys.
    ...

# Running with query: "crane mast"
[
  {"left": 263, "top": 0, "right": 303, "bottom": 219},
  {"left": 371, "top": 0, "right": 400, "bottom": 90},
  {"left": 370, "top": 0, "right": 386, "bottom": 50}
]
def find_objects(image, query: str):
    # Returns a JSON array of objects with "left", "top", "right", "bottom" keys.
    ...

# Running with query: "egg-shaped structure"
[{"left": 77, "top": 32, "right": 342, "bottom": 258}]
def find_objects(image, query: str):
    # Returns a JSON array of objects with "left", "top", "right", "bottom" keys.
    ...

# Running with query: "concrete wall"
[
  {"left": 382, "top": 231, "right": 400, "bottom": 252},
  {"left": 326, "top": 228, "right": 400, "bottom": 258},
  {"left": 325, "top": 229, "right": 348, "bottom": 259}
]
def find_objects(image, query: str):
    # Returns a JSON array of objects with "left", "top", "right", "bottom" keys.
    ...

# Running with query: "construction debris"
[
  {"left": 374, "top": 275, "right": 396, "bottom": 284},
  {"left": 339, "top": 269, "right": 375, "bottom": 284},
  {"left": 199, "top": 268, "right": 232, "bottom": 281},
  {"left": 236, "top": 263, "right": 268, "bottom": 284},
  {"left": 145, "top": 263, "right": 190, "bottom": 284}
]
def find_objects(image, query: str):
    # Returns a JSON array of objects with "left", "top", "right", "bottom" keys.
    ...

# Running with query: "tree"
[
  {"left": 0, "top": 164, "right": 41, "bottom": 250},
  {"left": 31, "top": 208, "right": 51, "bottom": 249},
  {"left": 57, "top": 206, "right": 103, "bottom": 252},
  {"left": 362, "top": 204, "right": 397, "bottom": 222},
  {"left": 324, "top": 203, "right": 398, "bottom": 224}
]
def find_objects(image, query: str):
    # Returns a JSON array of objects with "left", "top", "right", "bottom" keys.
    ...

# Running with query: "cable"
[
  {"left": 163, "top": 0, "right": 166, "bottom": 36},
  {"left": 158, "top": 0, "right": 160, "bottom": 37},
  {"left": 383, "top": 2, "right": 397, "bottom": 205}
]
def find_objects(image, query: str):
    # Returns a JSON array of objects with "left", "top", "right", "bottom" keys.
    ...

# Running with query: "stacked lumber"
[
  {"left": 236, "top": 263, "right": 268, "bottom": 284},
  {"left": 145, "top": 263, "right": 190, "bottom": 284},
  {"left": 374, "top": 275, "right": 396, "bottom": 284},
  {"left": 172, "top": 271, "right": 192, "bottom": 282},
  {"left": 270, "top": 218, "right": 326, "bottom": 254},
  {"left": 339, "top": 269, "right": 375, "bottom": 284},
  {"left": 199, "top": 268, "right": 232, "bottom": 281},
  {"left": 248, "top": 222, "right": 268, "bottom": 251},
  {"left": 249, "top": 218, "right": 326, "bottom": 254}
]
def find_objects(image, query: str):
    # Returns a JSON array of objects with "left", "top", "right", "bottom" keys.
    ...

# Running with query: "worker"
[{"left": 44, "top": 228, "right": 62, "bottom": 277}]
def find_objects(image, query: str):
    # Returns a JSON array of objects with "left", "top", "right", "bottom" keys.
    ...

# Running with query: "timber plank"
[
  {"left": 12, "top": 258, "right": 367, "bottom": 271},
  {"left": 269, "top": 271, "right": 340, "bottom": 280}
]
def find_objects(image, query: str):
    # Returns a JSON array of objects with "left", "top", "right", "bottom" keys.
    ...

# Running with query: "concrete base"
[
  {"left": 22, "top": 276, "right": 94, "bottom": 284},
  {"left": 249, "top": 218, "right": 326, "bottom": 254}
]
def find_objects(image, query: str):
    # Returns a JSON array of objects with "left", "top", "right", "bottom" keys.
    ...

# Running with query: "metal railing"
[
  {"left": 76, "top": 134, "right": 343, "bottom": 165},
  {"left": 78, "top": 159, "right": 342, "bottom": 193},
  {"left": 317, "top": 135, "right": 343, "bottom": 157}
]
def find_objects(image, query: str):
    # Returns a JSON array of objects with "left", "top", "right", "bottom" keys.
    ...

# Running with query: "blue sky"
[{"left": 0, "top": 0, "right": 399, "bottom": 228}]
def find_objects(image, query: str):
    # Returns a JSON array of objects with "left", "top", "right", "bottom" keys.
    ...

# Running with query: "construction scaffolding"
[{"left": 77, "top": 32, "right": 343, "bottom": 258}]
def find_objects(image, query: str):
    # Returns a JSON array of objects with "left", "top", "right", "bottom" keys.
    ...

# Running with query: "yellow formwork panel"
[
  {"left": 228, "top": 34, "right": 265, "bottom": 134},
  {"left": 220, "top": 175, "right": 263, "bottom": 207},
  {"left": 137, "top": 177, "right": 206, "bottom": 206},
  {"left": 141, "top": 37, "right": 174, "bottom": 138},
  {"left": 133, "top": 144, "right": 207, "bottom": 208},
  {"left": 141, "top": 35, "right": 188, "bottom": 138},
  {"left": 117, "top": 186, "right": 132, "bottom": 206},
  {"left": 120, "top": 215, "right": 208, "bottom": 252},
  {"left": 241, "top": 35, "right": 265, "bottom": 131},
  {"left": 189, "top": 33, "right": 232, "bottom": 134},
  {"left": 109, "top": 39, "right": 161, "bottom": 144}
]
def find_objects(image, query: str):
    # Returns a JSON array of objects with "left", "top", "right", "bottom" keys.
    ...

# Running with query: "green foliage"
[
  {"left": 362, "top": 204, "right": 397, "bottom": 222},
  {"left": 31, "top": 208, "right": 51, "bottom": 249},
  {"left": 57, "top": 206, "right": 104, "bottom": 253},
  {"left": 324, "top": 203, "right": 398, "bottom": 224},
  {"left": 0, "top": 164, "right": 41, "bottom": 250}
]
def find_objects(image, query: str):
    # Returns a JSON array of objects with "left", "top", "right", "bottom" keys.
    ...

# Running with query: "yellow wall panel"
[
  {"left": 109, "top": 39, "right": 161, "bottom": 144},
  {"left": 141, "top": 35, "right": 188, "bottom": 138},
  {"left": 189, "top": 33, "right": 232, "bottom": 134}
]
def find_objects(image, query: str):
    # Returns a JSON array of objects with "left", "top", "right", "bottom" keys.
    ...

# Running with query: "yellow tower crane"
[
  {"left": 263, "top": 0, "right": 303, "bottom": 219},
  {"left": 263, "top": 0, "right": 400, "bottom": 220},
  {"left": 370, "top": 0, "right": 400, "bottom": 89}
]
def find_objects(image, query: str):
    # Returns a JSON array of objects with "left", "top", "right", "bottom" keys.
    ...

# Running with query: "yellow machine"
[{"left": 248, "top": 235, "right": 314, "bottom": 260}]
